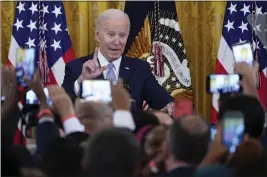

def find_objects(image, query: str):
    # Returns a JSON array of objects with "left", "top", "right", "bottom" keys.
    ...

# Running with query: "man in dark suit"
[
  {"left": 159, "top": 115, "right": 210, "bottom": 177},
  {"left": 62, "top": 9, "right": 174, "bottom": 112}
]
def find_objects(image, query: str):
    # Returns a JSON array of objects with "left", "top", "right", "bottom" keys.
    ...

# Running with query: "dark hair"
[
  {"left": 40, "top": 138, "right": 83, "bottom": 177},
  {"left": 85, "top": 127, "right": 141, "bottom": 177},
  {"left": 227, "top": 140, "right": 266, "bottom": 177},
  {"left": 65, "top": 132, "right": 89, "bottom": 145},
  {"left": 1, "top": 145, "right": 22, "bottom": 177},
  {"left": 12, "top": 145, "right": 35, "bottom": 168},
  {"left": 168, "top": 118, "right": 210, "bottom": 165},
  {"left": 218, "top": 95, "right": 265, "bottom": 138},
  {"left": 131, "top": 110, "right": 160, "bottom": 134}
]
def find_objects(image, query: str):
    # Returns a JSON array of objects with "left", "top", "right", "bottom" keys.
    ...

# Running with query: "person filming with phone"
[{"left": 61, "top": 9, "right": 174, "bottom": 115}]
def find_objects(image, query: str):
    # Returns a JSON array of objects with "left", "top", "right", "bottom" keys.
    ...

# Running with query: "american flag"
[
  {"left": 211, "top": 1, "right": 267, "bottom": 123},
  {"left": 8, "top": 1, "right": 75, "bottom": 144}
]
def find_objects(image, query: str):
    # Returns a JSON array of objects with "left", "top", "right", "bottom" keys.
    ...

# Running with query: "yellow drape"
[{"left": 1, "top": 1, "right": 226, "bottom": 120}]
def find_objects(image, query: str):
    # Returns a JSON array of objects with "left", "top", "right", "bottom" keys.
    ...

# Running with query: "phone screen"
[
  {"left": 232, "top": 42, "right": 253, "bottom": 66},
  {"left": 25, "top": 88, "right": 53, "bottom": 106},
  {"left": 15, "top": 48, "right": 35, "bottom": 87},
  {"left": 80, "top": 80, "right": 112, "bottom": 103},
  {"left": 210, "top": 125, "right": 217, "bottom": 141},
  {"left": 222, "top": 111, "right": 245, "bottom": 153},
  {"left": 207, "top": 74, "right": 241, "bottom": 94}
]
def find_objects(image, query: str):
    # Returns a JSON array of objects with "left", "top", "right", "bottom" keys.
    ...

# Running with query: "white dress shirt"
[
  {"left": 74, "top": 50, "right": 122, "bottom": 95},
  {"left": 62, "top": 110, "right": 135, "bottom": 134}
]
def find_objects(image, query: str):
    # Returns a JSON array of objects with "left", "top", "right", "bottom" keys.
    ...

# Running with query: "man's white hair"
[{"left": 95, "top": 8, "right": 130, "bottom": 33}]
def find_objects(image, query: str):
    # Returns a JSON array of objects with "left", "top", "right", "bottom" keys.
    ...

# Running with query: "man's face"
[{"left": 95, "top": 17, "right": 129, "bottom": 61}]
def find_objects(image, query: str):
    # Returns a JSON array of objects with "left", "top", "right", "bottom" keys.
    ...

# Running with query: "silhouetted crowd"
[{"left": 1, "top": 61, "right": 267, "bottom": 177}]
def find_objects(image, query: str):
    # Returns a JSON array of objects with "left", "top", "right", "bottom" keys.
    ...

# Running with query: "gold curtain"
[
  {"left": 1, "top": 1, "right": 226, "bottom": 120},
  {"left": 175, "top": 2, "right": 226, "bottom": 119}
]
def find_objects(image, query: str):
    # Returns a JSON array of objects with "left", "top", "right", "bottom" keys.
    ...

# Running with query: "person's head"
[
  {"left": 144, "top": 125, "right": 167, "bottom": 159},
  {"left": 95, "top": 9, "right": 130, "bottom": 61},
  {"left": 164, "top": 115, "right": 210, "bottom": 170},
  {"left": 65, "top": 132, "right": 90, "bottom": 146},
  {"left": 218, "top": 95, "right": 265, "bottom": 138},
  {"left": 131, "top": 110, "right": 160, "bottom": 134},
  {"left": 75, "top": 100, "right": 113, "bottom": 135},
  {"left": 84, "top": 127, "right": 141, "bottom": 177},
  {"left": 40, "top": 138, "right": 83, "bottom": 177},
  {"left": 227, "top": 138, "right": 266, "bottom": 177}
]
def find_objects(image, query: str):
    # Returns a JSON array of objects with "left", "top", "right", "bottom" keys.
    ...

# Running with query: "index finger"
[{"left": 92, "top": 47, "right": 99, "bottom": 61}]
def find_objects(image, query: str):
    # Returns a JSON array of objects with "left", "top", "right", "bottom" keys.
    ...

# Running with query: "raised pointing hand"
[{"left": 78, "top": 47, "right": 108, "bottom": 83}]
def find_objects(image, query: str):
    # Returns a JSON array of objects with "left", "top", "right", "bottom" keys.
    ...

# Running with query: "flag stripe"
[
  {"left": 62, "top": 47, "right": 75, "bottom": 64},
  {"left": 8, "top": 36, "right": 20, "bottom": 67},
  {"left": 51, "top": 57, "right": 66, "bottom": 85},
  {"left": 258, "top": 71, "right": 267, "bottom": 108},
  {"left": 217, "top": 37, "right": 235, "bottom": 74}
]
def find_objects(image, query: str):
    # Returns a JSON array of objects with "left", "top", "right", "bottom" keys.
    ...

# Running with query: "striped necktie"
[{"left": 106, "top": 62, "right": 116, "bottom": 81}]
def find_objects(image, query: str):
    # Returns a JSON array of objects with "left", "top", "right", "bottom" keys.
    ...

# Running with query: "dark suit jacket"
[
  {"left": 1, "top": 105, "right": 22, "bottom": 147},
  {"left": 260, "top": 127, "right": 267, "bottom": 149},
  {"left": 62, "top": 54, "right": 173, "bottom": 110},
  {"left": 159, "top": 167, "right": 196, "bottom": 177},
  {"left": 36, "top": 121, "right": 60, "bottom": 156}
]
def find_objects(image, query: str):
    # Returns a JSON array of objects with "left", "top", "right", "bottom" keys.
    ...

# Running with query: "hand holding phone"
[
  {"left": 15, "top": 48, "right": 35, "bottom": 88},
  {"left": 25, "top": 88, "right": 53, "bottom": 106},
  {"left": 80, "top": 80, "right": 112, "bottom": 103},
  {"left": 222, "top": 111, "right": 245, "bottom": 153},
  {"left": 232, "top": 42, "right": 254, "bottom": 66},
  {"left": 206, "top": 74, "right": 242, "bottom": 94}
]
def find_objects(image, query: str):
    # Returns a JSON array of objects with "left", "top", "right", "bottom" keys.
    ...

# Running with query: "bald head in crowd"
[
  {"left": 75, "top": 101, "right": 113, "bottom": 135},
  {"left": 165, "top": 115, "right": 210, "bottom": 169}
]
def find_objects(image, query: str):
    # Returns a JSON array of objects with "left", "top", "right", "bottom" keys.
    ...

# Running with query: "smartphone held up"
[
  {"left": 232, "top": 41, "right": 254, "bottom": 66},
  {"left": 206, "top": 41, "right": 255, "bottom": 95},
  {"left": 15, "top": 48, "right": 36, "bottom": 88},
  {"left": 25, "top": 88, "right": 53, "bottom": 107},
  {"left": 80, "top": 80, "right": 112, "bottom": 103},
  {"left": 222, "top": 111, "right": 245, "bottom": 153},
  {"left": 206, "top": 74, "right": 242, "bottom": 94}
]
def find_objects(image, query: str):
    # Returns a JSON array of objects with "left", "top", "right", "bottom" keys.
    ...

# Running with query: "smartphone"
[
  {"left": 232, "top": 41, "right": 254, "bottom": 66},
  {"left": 206, "top": 74, "right": 242, "bottom": 94},
  {"left": 25, "top": 88, "right": 53, "bottom": 106},
  {"left": 222, "top": 111, "right": 245, "bottom": 153},
  {"left": 15, "top": 48, "right": 35, "bottom": 88},
  {"left": 210, "top": 124, "right": 217, "bottom": 141},
  {"left": 80, "top": 80, "right": 112, "bottom": 103}
]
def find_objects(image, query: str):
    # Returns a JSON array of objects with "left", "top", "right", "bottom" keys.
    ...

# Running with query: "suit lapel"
[{"left": 119, "top": 55, "right": 131, "bottom": 83}]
